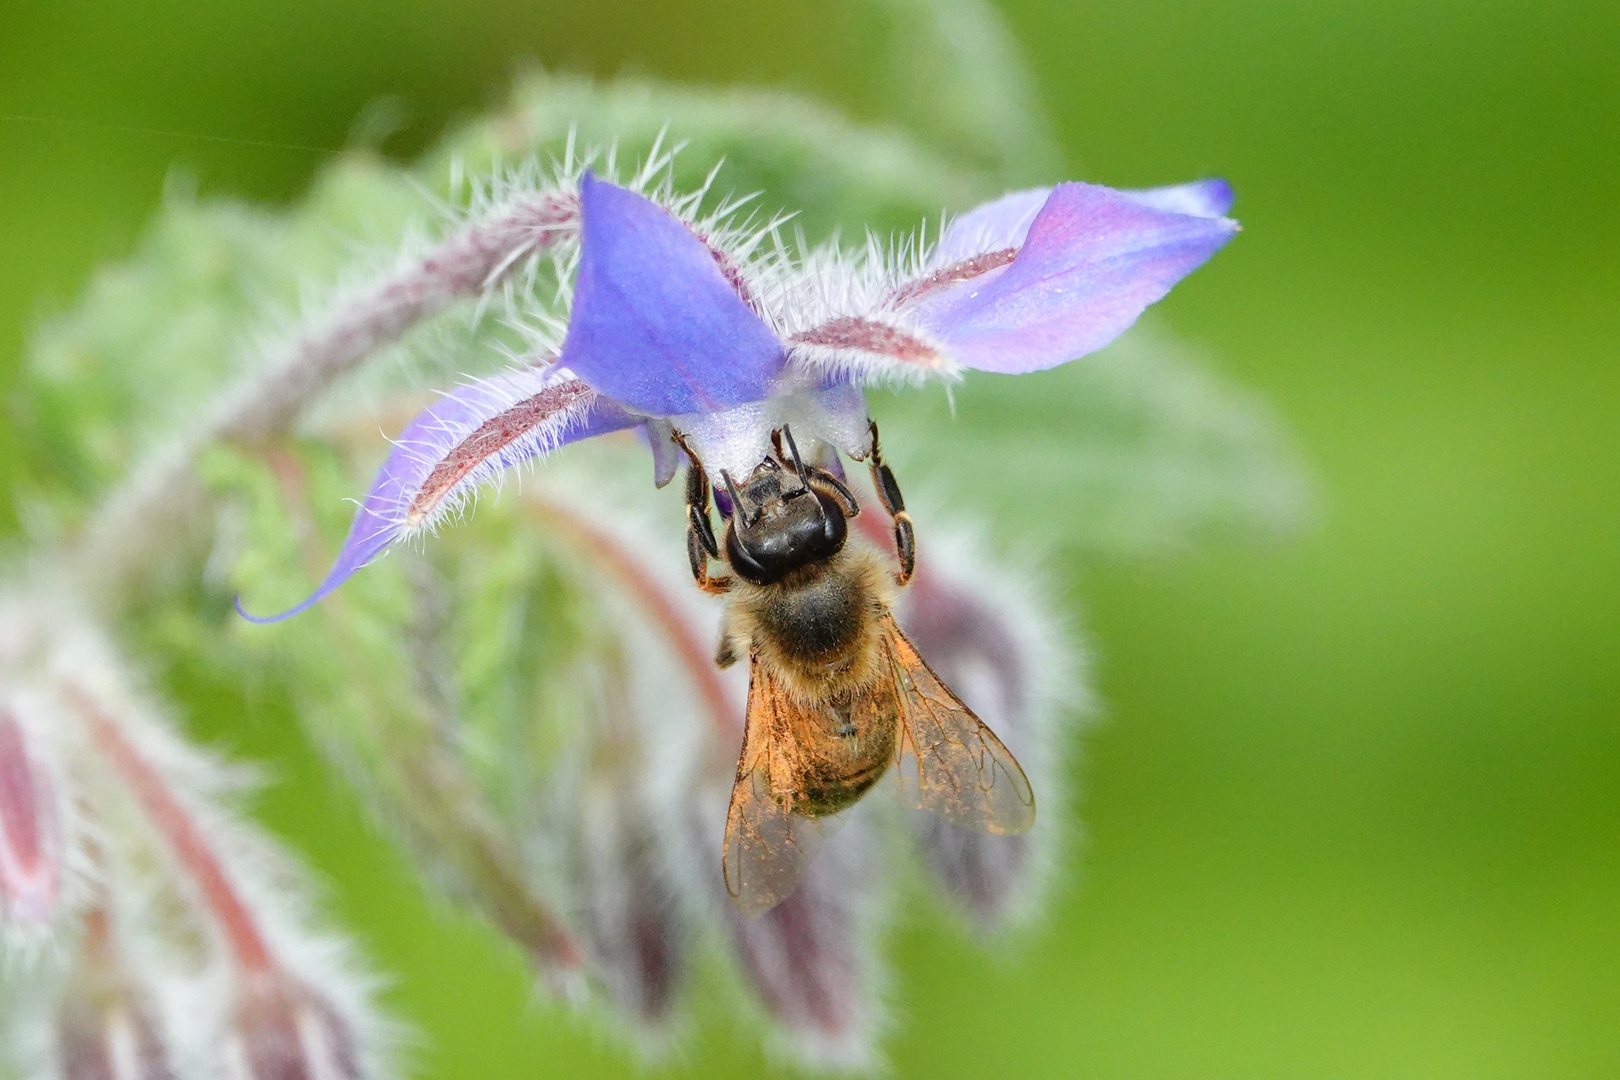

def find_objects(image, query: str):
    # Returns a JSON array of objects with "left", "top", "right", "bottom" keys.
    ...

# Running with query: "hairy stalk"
[
  {"left": 263, "top": 446, "right": 585, "bottom": 978},
  {"left": 71, "top": 190, "right": 581, "bottom": 609},
  {"left": 528, "top": 495, "right": 743, "bottom": 740},
  {"left": 66, "top": 684, "right": 275, "bottom": 973}
]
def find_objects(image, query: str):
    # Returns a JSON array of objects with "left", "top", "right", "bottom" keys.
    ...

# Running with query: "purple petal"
[
  {"left": 933, "top": 187, "right": 1051, "bottom": 266},
  {"left": 577, "top": 779, "right": 689, "bottom": 1024},
  {"left": 726, "top": 820, "right": 879, "bottom": 1066},
  {"left": 935, "top": 178, "right": 1233, "bottom": 268},
  {"left": 560, "top": 173, "right": 784, "bottom": 416},
  {"left": 237, "top": 366, "right": 636, "bottom": 623},
  {"left": 913, "top": 181, "right": 1238, "bottom": 374}
]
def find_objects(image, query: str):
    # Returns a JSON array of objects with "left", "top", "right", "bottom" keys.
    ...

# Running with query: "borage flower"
[
  {"left": 239, "top": 168, "right": 1237, "bottom": 621},
  {"left": 223, "top": 159, "right": 1232, "bottom": 1063}
]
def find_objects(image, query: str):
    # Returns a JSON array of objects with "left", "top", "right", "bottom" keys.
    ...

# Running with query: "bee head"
[{"left": 721, "top": 459, "right": 848, "bottom": 586}]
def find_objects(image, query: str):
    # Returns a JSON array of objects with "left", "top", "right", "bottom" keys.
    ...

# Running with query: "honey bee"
[{"left": 680, "top": 424, "right": 1035, "bottom": 916}]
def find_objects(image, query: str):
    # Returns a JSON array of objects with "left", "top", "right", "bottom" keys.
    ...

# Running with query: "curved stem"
[
  {"left": 72, "top": 190, "right": 580, "bottom": 607},
  {"left": 67, "top": 684, "right": 275, "bottom": 973},
  {"left": 529, "top": 495, "right": 744, "bottom": 740},
  {"left": 262, "top": 445, "right": 584, "bottom": 975}
]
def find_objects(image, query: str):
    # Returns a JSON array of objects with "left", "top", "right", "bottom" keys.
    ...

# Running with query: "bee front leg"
[
  {"left": 685, "top": 458, "right": 731, "bottom": 595},
  {"left": 866, "top": 420, "right": 915, "bottom": 586}
]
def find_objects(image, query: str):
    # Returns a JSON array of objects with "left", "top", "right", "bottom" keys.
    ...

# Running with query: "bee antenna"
[
  {"left": 779, "top": 425, "right": 808, "bottom": 492},
  {"left": 720, "top": 470, "right": 750, "bottom": 525}
]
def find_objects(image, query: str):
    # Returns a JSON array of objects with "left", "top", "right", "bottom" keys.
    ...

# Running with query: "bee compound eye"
[
  {"left": 724, "top": 523, "right": 775, "bottom": 585},
  {"left": 816, "top": 490, "right": 848, "bottom": 546}
]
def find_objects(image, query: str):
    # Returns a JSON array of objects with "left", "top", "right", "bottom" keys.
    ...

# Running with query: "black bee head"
[{"left": 722, "top": 463, "right": 848, "bottom": 586}]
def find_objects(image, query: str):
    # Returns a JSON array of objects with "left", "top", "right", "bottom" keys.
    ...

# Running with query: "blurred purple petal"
[
  {"left": 894, "top": 576, "right": 1035, "bottom": 928},
  {"left": 56, "top": 928, "right": 176, "bottom": 1080},
  {"left": 913, "top": 181, "right": 1238, "bottom": 374},
  {"left": 727, "top": 821, "right": 879, "bottom": 1067},
  {"left": 880, "top": 523, "right": 1078, "bottom": 931},
  {"left": 237, "top": 366, "right": 635, "bottom": 623},
  {"left": 577, "top": 779, "right": 689, "bottom": 1025},
  {"left": 57, "top": 984, "right": 174, "bottom": 1080},
  {"left": 560, "top": 173, "right": 784, "bottom": 416},
  {"left": 229, "top": 973, "right": 360, "bottom": 1080},
  {"left": 913, "top": 815, "right": 1030, "bottom": 931}
]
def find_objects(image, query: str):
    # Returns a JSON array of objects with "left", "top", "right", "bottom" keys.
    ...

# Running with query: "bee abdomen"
[
  {"left": 797, "top": 754, "right": 892, "bottom": 817},
  {"left": 793, "top": 711, "right": 898, "bottom": 818}
]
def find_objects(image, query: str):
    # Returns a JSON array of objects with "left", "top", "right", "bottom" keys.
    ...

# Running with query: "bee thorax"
[
  {"left": 731, "top": 547, "right": 892, "bottom": 701},
  {"left": 760, "top": 573, "right": 861, "bottom": 658}
]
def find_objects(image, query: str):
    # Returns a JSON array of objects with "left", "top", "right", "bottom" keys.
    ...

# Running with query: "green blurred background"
[{"left": 3, "top": 0, "right": 1617, "bottom": 1076}]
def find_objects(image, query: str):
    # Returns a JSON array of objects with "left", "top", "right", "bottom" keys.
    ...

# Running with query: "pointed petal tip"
[
  {"left": 233, "top": 530, "right": 394, "bottom": 624},
  {"left": 1204, "top": 177, "right": 1237, "bottom": 216},
  {"left": 233, "top": 588, "right": 326, "bottom": 626},
  {"left": 919, "top": 179, "right": 1241, "bottom": 375},
  {"left": 1124, "top": 176, "right": 1237, "bottom": 220}
]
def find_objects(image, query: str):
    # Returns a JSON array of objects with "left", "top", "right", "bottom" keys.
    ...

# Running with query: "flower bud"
[
  {"left": 55, "top": 983, "right": 174, "bottom": 1080},
  {"left": 725, "top": 816, "right": 881, "bottom": 1069},
  {"left": 896, "top": 545, "right": 1076, "bottom": 931},
  {"left": 0, "top": 705, "right": 62, "bottom": 926},
  {"left": 224, "top": 972, "right": 360, "bottom": 1080},
  {"left": 576, "top": 776, "right": 688, "bottom": 1026}
]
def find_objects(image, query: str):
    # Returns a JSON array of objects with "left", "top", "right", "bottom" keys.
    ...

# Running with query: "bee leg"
[
  {"left": 866, "top": 420, "right": 915, "bottom": 586},
  {"left": 684, "top": 457, "right": 731, "bottom": 595},
  {"left": 712, "top": 607, "right": 742, "bottom": 668},
  {"left": 811, "top": 467, "right": 861, "bottom": 518},
  {"left": 688, "top": 528, "right": 731, "bottom": 595}
]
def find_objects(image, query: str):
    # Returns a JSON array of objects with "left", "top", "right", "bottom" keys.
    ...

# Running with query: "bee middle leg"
[
  {"left": 866, "top": 420, "right": 915, "bottom": 585},
  {"left": 712, "top": 608, "right": 742, "bottom": 669}
]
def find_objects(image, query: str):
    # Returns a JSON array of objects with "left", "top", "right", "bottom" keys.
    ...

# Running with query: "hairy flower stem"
[
  {"left": 262, "top": 447, "right": 584, "bottom": 978},
  {"left": 393, "top": 752, "right": 586, "bottom": 976},
  {"left": 67, "top": 684, "right": 275, "bottom": 973},
  {"left": 528, "top": 495, "right": 743, "bottom": 740},
  {"left": 72, "top": 191, "right": 581, "bottom": 609}
]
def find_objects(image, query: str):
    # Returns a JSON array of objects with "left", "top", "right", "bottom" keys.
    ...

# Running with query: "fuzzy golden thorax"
[{"left": 723, "top": 543, "right": 895, "bottom": 704}]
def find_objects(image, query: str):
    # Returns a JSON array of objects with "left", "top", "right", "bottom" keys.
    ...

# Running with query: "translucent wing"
[
  {"left": 723, "top": 660, "right": 834, "bottom": 917},
  {"left": 886, "top": 613, "right": 1036, "bottom": 834}
]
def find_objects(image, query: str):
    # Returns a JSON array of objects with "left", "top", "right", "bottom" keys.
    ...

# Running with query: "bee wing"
[
  {"left": 886, "top": 613, "right": 1036, "bottom": 835},
  {"left": 723, "top": 660, "right": 833, "bottom": 917}
]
